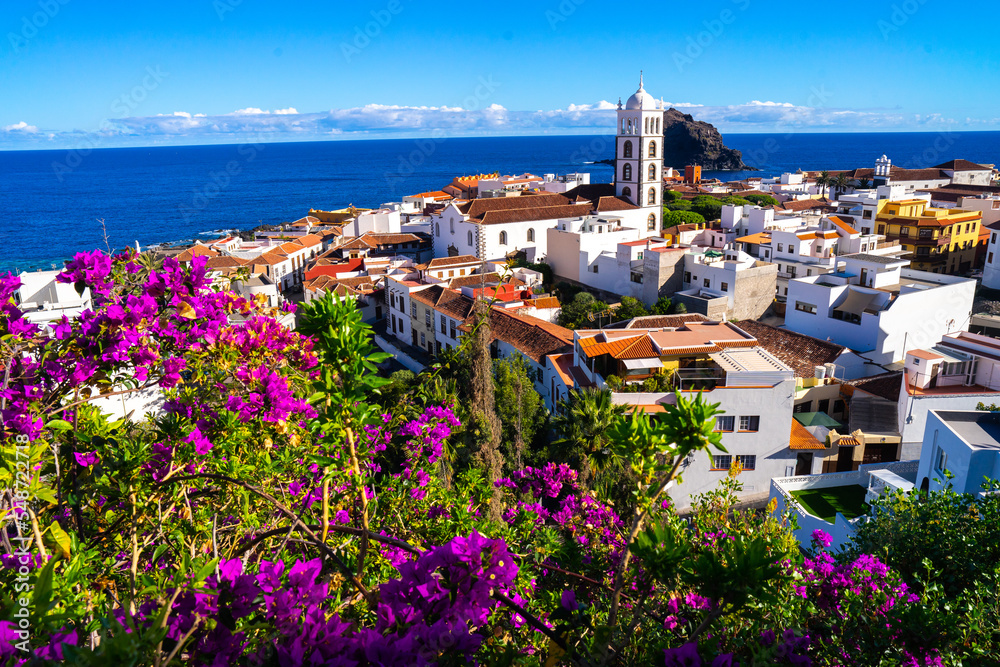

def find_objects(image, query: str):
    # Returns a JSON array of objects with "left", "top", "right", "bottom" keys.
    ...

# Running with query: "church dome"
[{"left": 625, "top": 84, "right": 656, "bottom": 110}]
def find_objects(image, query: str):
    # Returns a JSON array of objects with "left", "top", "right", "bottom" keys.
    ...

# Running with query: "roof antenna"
[{"left": 639, "top": 70, "right": 643, "bottom": 89}]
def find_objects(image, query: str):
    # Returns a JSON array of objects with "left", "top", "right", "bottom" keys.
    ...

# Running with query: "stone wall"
[
  {"left": 731, "top": 262, "right": 778, "bottom": 320},
  {"left": 641, "top": 248, "right": 686, "bottom": 306}
]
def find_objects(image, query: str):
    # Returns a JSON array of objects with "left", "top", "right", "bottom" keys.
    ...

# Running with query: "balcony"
[{"left": 672, "top": 367, "right": 726, "bottom": 391}]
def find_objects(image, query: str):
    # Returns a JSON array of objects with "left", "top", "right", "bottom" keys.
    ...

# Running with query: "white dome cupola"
[{"left": 625, "top": 72, "right": 656, "bottom": 110}]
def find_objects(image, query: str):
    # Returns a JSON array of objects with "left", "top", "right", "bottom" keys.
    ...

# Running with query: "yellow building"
[{"left": 875, "top": 199, "right": 981, "bottom": 274}]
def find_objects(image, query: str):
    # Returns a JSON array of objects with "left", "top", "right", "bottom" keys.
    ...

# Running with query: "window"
[
  {"left": 440, "top": 314, "right": 447, "bottom": 333},
  {"left": 450, "top": 219, "right": 455, "bottom": 233},
  {"left": 419, "top": 332, "right": 426, "bottom": 346},
  {"left": 410, "top": 302, "right": 416, "bottom": 317},
  {"left": 794, "top": 402, "right": 810, "bottom": 413},
  {"left": 794, "top": 301, "right": 817, "bottom": 315},
  {"left": 863, "top": 210, "right": 873, "bottom": 219},
  {"left": 622, "top": 186, "right": 632, "bottom": 200},
  {"left": 499, "top": 231, "right": 508, "bottom": 245},
  {"left": 435, "top": 223, "right": 440, "bottom": 237},
  {"left": 527, "top": 228, "right": 535, "bottom": 242},
  {"left": 817, "top": 399, "right": 830, "bottom": 414},
  {"left": 648, "top": 140, "right": 656, "bottom": 158},
  {"left": 878, "top": 224, "right": 886, "bottom": 234},
  {"left": 934, "top": 444, "right": 948, "bottom": 475},
  {"left": 992, "top": 233, "right": 997, "bottom": 244},
  {"left": 806, "top": 269, "right": 812, "bottom": 277},
  {"left": 648, "top": 163, "right": 656, "bottom": 181},
  {"left": 622, "top": 164, "right": 632, "bottom": 181},
  {"left": 739, "top": 416, "right": 759, "bottom": 431},
  {"left": 721, "top": 282, "right": 729, "bottom": 292},
  {"left": 647, "top": 213, "right": 656, "bottom": 231},
  {"left": 647, "top": 187, "right": 656, "bottom": 205},
  {"left": 623, "top": 140, "right": 633, "bottom": 158},
  {"left": 715, "top": 416, "right": 735, "bottom": 432},
  {"left": 684, "top": 271, "right": 691, "bottom": 283},
  {"left": 736, "top": 455, "right": 756, "bottom": 471},
  {"left": 834, "top": 399, "right": 845, "bottom": 414},
  {"left": 901, "top": 227, "right": 910, "bottom": 236},
  {"left": 703, "top": 278, "right": 711, "bottom": 288},
  {"left": 777, "top": 244, "right": 783, "bottom": 252},
  {"left": 631, "top": 272, "right": 643, "bottom": 284},
  {"left": 712, "top": 455, "right": 732, "bottom": 470},
  {"left": 592, "top": 264, "right": 599, "bottom": 274},
  {"left": 990, "top": 252, "right": 995, "bottom": 263},
  {"left": 425, "top": 310, "right": 431, "bottom": 327},
  {"left": 789, "top": 246, "right": 796, "bottom": 255},
  {"left": 448, "top": 270, "right": 454, "bottom": 277},
  {"left": 468, "top": 231, "right": 474, "bottom": 246},
  {"left": 450, "top": 322, "right": 456, "bottom": 339}
]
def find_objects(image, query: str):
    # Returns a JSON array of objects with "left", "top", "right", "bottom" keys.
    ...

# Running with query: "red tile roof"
[{"left": 733, "top": 320, "right": 844, "bottom": 378}]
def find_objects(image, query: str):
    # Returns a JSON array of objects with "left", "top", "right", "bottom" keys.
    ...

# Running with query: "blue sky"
[{"left": 2, "top": 0, "right": 998, "bottom": 148}]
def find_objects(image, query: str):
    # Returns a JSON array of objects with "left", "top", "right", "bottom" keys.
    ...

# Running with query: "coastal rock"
[{"left": 661, "top": 107, "right": 756, "bottom": 171}]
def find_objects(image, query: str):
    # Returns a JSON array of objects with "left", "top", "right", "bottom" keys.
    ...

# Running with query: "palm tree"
[
  {"left": 832, "top": 173, "right": 851, "bottom": 199},
  {"left": 815, "top": 170, "right": 831, "bottom": 198},
  {"left": 552, "top": 387, "right": 628, "bottom": 489},
  {"left": 856, "top": 177, "right": 872, "bottom": 190}
]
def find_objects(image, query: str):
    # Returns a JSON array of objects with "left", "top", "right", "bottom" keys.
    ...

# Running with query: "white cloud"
[
  {"left": 2, "top": 121, "right": 38, "bottom": 133},
  {"left": 0, "top": 98, "right": 989, "bottom": 148}
]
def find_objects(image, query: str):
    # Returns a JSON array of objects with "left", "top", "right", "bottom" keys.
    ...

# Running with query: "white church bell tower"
[{"left": 616, "top": 73, "right": 665, "bottom": 232}]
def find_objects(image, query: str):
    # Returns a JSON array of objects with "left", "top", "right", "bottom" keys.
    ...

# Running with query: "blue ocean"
[{"left": 2, "top": 131, "right": 999, "bottom": 272}]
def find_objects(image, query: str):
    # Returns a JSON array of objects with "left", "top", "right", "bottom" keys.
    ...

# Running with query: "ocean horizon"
[{"left": 2, "top": 130, "right": 998, "bottom": 273}]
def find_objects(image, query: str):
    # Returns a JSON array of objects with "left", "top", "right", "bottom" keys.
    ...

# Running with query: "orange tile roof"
[
  {"left": 836, "top": 436, "right": 860, "bottom": 447},
  {"left": 530, "top": 296, "right": 561, "bottom": 309},
  {"left": 790, "top": 420, "right": 827, "bottom": 450},
  {"left": 735, "top": 232, "right": 772, "bottom": 244},
  {"left": 829, "top": 216, "right": 860, "bottom": 235},
  {"left": 909, "top": 349, "right": 944, "bottom": 361},
  {"left": 548, "top": 353, "right": 575, "bottom": 387}
]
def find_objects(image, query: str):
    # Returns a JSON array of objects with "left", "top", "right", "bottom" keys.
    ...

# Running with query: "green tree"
[
  {"left": 816, "top": 170, "right": 831, "bottom": 197},
  {"left": 662, "top": 210, "right": 706, "bottom": 228},
  {"left": 493, "top": 354, "right": 546, "bottom": 470},
  {"left": 552, "top": 388, "right": 629, "bottom": 490},
  {"left": 650, "top": 295, "right": 673, "bottom": 315},
  {"left": 690, "top": 195, "right": 724, "bottom": 221},
  {"left": 663, "top": 189, "right": 684, "bottom": 203},
  {"left": 856, "top": 177, "right": 872, "bottom": 189},
  {"left": 666, "top": 200, "right": 693, "bottom": 212},
  {"left": 557, "top": 291, "right": 608, "bottom": 329},
  {"left": 743, "top": 193, "right": 779, "bottom": 207},
  {"left": 673, "top": 301, "right": 688, "bottom": 314},
  {"left": 613, "top": 296, "right": 650, "bottom": 322},
  {"left": 832, "top": 172, "right": 851, "bottom": 198},
  {"left": 719, "top": 196, "right": 751, "bottom": 207}
]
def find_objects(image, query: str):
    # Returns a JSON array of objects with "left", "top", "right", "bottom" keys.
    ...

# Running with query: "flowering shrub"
[{"left": 0, "top": 250, "right": 996, "bottom": 665}]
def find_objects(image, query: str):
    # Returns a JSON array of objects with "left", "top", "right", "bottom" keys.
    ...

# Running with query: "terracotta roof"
[
  {"left": 732, "top": 320, "right": 844, "bottom": 378},
  {"left": 297, "top": 234, "right": 322, "bottom": 247},
  {"left": 847, "top": 372, "right": 903, "bottom": 402},
  {"left": 617, "top": 314, "right": 708, "bottom": 329},
  {"left": 828, "top": 216, "right": 860, "bottom": 235},
  {"left": 476, "top": 307, "right": 573, "bottom": 364},
  {"left": 478, "top": 204, "right": 593, "bottom": 226},
  {"left": 593, "top": 196, "right": 639, "bottom": 212},
  {"left": 360, "top": 233, "right": 425, "bottom": 245},
  {"left": 420, "top": 255, "right": 481, "bottom": 269},
  {"left": 735, "top": 232, "right": 772, "bottom": 244},
  {"left": 255, "top": 250, "right": 289, "bottom": 266},
  {"left": 304, "top": 258, "right": 365, "bottom": 280},
  {"left": 175, "top": 245, "right": 219, "bottom": 262},
  {"left": 458, "top": 193, "right": 573, "bottom": 219},
  {"left": 548, "top": 353, "right": 575, "bottom": 387},
  {"left": 908, "top": 349, "right": 944, "bottom": 361},
  {"left": 933, "top": 159, "right": 991, "bottom": 171},
  {"left": 836, "top": 436, "right": 860, "bottom": 447},
  {"left": 203, "top": 256, "right": 248, "bottom": 269},
  {"left": 779, "top": 198, "right": 836, "bottom": 213},
  {"left": 529, "top": 296, "right": 561, "bottom": 309},
  {"left": 790, "top": 420, "right": 827, "bottom": 450}
]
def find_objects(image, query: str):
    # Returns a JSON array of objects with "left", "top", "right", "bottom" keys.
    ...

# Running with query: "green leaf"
[
  {"left": 194, "top": 558, "right": 219, "bottom": 582},
  {"left": 32, "top": 553, "right": 59, "bottom": 612},
  {"left": 48, "top": 522, "right": 72, "bottom": 559},
  {"left": 45, "top": 419, "right": 74, "bottom": 432}
]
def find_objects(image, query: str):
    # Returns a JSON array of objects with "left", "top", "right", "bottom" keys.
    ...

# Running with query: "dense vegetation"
[{"left": 0, "top": 250, "right": 997, "bottom": 665}]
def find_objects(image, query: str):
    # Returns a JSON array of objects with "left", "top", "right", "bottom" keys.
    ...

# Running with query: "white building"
[
  {"left": 14, "top": 269, "right": 92, "bottom": 326},
  {"left": 614, "top": 74, "right": 665, "bottom": 233},
  {"left": 539, "top": 173, "right": 591, "bottom": 194},
  {"left": 677, "top": 247, "right": 778, "bottom": 321},
  {"left": 981, "top": 222, "right": 1000, "bottom": 290},
  {"left": 546, "top": 320, "right": 801, "bottom": 509},
  {"left": 917, "top": 410, "right": 1000, "bottom": 496},
  {"left": 343, "top": 208, "right": 402, "bottom": 237},
  {"left": 784, "top": 254, "right": 975, "bottom": 366}
]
